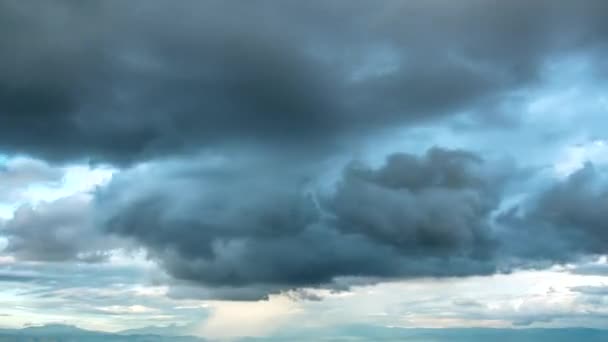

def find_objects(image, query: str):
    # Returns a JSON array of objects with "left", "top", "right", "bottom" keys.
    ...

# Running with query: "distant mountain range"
[
  {"left": 244, "top": 325, "right": 608, "bottom": 342},
  {"left": 1, "top": 324, "right": 607, "bottom": 341},
  {"left": 0, "top": 324, "right": 204, "bottom": 342}
]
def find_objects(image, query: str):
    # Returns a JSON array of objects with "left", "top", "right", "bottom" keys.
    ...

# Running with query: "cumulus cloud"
[
  {"left": 327, "top": 148, "right": 506, "bottom": 257},
  {"left": 1, "top": 195, "right": 116, "bottom": 262},
  {"left": 94, "top": 146, "right": 608, "bottom": 299},
  {"left": 93, "top": 148, "right": 510, "bottom": 299},
  {"left": 497, "top": 163, "right": 608, "bottom": 264}
]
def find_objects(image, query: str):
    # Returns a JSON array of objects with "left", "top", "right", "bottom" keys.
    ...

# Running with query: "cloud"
[
  {"left": 326, "top": 147, "right": 506, "bottom": 258},
  {"left": 1, "top": 1, "right": 608, "bottom": 164},
  {"left": 0, "top": 145, "right": 601, "bottom": 302},
  {"left": 571, "top": 262, "right": 608, "bottom": 276},
  {"left": 95, "top": 145, "right": 608, "bottom": 299},
  {"left": 0, "top": 157, "right": 63, "bottom": 202},
  {"left": 529, "top": 164, "right": 608, "bottom": 254},
  {"left": 95, "top": 148, "right": 517, "bottom": 299},
  {"left": 571, "top": 285, "right": 608, "bottom": 296},
  {"left": 0, "top": 271, "right": 39, "bottom": 283},
  {"left": 497, "top": 163, "right": 608, "bottom": 264},
  {"left": 94, "top": 305, "right": 159, "bottom": 315},
  {"left": 1, "top": 195, "right": 116, "bottom": 262}
]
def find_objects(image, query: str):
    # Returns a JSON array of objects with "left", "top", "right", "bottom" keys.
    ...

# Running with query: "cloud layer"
[
  {"left": 1, "top": 0, "right": 608, "bottom": 303},
  {"left": 1, "top": 0, "right": 608, "bottom": 164}
]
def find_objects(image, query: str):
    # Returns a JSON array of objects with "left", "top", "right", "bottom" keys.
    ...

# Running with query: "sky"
[{"left": 1, "top": 0, "right": 608, "bottom": 340}]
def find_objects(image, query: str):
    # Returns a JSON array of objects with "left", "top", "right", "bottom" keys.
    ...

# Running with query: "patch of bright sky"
[
  {"left": 350, "top": 54, "right": 608, "bottom": 180},
  {"left": 0, "top": 156, "right": 115, "bottom": 219},
  {"left": 554, "top": 139, "right": 608, "bottom": 177},
  {"left": 22, "top": 164, "right": 115, "bottom": 202},
  {"left": 0, "top": 205, "right": 13, "bottom": 219}
]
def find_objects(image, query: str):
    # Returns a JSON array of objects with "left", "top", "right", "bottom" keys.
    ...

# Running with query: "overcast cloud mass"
[{"left": 1, "top": 0, "right": 608, "bottom": 339}]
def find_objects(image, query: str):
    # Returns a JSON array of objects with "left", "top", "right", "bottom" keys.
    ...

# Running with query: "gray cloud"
[
  {"left": 95, "top": 148, "right": 515, "bottom": 299},
  {"left": 571, "top": 286, "right": 608, "bottom": 296},
  {"left": 571, "top": 262, "right": 608, "bottom": 276},
  {"left": 1, "top": 1, "right": 608, "bottom": 164},
  {"left": 1, "top": 195, "right": 116, "bottom": 262},
  {"left": 95, "top": 146, "right": 608, "bottom": 299},
  {"left": 497, "top": 164, "right": 608, "bottom": 264},
  {"left": 527, "top": 165, "right": 608, "bottom": 254},
  {"left": 326, "top": 148, "right": 506, "bottom": 257},
  {"left": 0, "top": 272, "right": 40, "bottom": 283}
]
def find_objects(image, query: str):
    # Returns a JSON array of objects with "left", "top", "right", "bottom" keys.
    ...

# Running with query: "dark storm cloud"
[
  {"left": 2, "top": 1, "right": 608, "bottom": 164},
  {"left": 326, "top": 148, "right": 505, "bottom": 256},
  {"left": 0, "top": 0, "right": 341, "bottom": 164},
  {"left": 95, "top": 146, "right": 608, "bottom": 299},
  {"left": 526, "top": 165, "right": 608, "bottom": 254},
  {"left": 497, "top": 164, "right": 608, "bottom": 264},
  {"left": 95, "top": 148, "right": 511, "bottom": 299},
  {"left": 1, "top": 195, "right": 116, "bottom": 262}
]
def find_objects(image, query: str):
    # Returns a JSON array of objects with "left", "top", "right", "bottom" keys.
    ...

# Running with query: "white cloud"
[{"left": 96, "top": 305, "right": 160, "bottom": 315}]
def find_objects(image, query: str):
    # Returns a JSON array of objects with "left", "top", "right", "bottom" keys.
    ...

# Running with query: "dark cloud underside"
[
  {"left": 1, "top": 0, "right": 608, "bottom": 164},
  {"left": 95, "top": 148, "right": 608, "bottom": 299}
]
